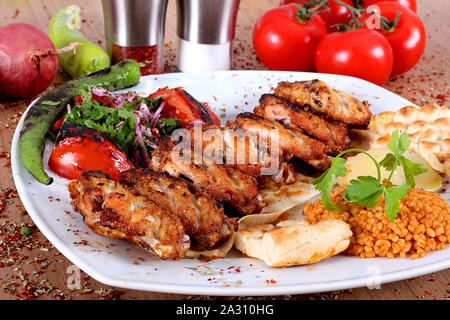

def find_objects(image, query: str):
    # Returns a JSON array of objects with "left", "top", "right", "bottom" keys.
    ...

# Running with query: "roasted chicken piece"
[
  {"left": 150, "top": 137, "right": 264, "bottom": 215},
  {"left": 232, "top": 112, "right": 331, "bottom": 171},
  {"left": 255, "top": 94, "right": 350, "bottom": 154},
  {"left": 187, "top": 124, "right": 297, "bottom": 184},
  {"left": 274, "top": 80, "right": 372, "bottom": 128},
  {"left": 68, "top": 171, "right": 190, "bottom": 260},
  {"left": 119, "top": 168, "right": 236, "bottom": 249}
]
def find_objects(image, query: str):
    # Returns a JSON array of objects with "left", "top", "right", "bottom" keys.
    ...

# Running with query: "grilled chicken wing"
[
  {"left": 150, "top": 137, "right": 264, "bottom": 215},
  {"left": 68, "top": 171, "right": 190, "bottom": 260},
  {"left": 187, "top": 125, "right": 297, "bottom": 184},
  {"left": 255, "top": 94, "right": 350, "bottom": 154},
  {"left": 119, "top": 168, "right": 236, "bottom": 249},
  {"left": 233, "top": 112, "right": 331, "bottom": 171},
  {"left": 274, "top": 80, "right": 372, "bottom": 128}
]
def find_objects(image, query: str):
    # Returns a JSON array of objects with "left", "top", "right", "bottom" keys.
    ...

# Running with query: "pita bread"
[
  {"left": 234, "top": 214, "right": 352, "bottom": 267},
  {"left": 369, "top": 104, "right": 450, "bottom": 175},
  {"left": 237, "top": 211, "right": 288, "bottom": 230},
  {"left": 259, "top": 173, "right": 320, "bottom": 215},
  {"left": 186, "top": 172, "right": 319, "bottom": 259},
  {"left": 186, "top": 228, "right": 235, "bottom": 259}
]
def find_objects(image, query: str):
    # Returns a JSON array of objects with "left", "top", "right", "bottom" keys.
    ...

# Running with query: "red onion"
[
  {"left": 150, "top": 101, "right": 166, "bottom": 127},
  {"left": 125, "top": 92, "right": 137, "bottom": 103},
  {"left": 134, "top": 116, "right": 150, "bottom": 163},
  {"left": 0, "top": 23, "right": 59, "bottom": 99},
  {"left": 91, "top": 87, "right": 110, "bottom": 96},
  {"left": 92, "top": 87, "right": 129, "bottom": 109}
]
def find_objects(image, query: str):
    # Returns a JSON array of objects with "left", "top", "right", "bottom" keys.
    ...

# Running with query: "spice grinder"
[
  {"left": 101, "top": 0, "right": 168, "bottom": 75},
  {"left": 175, "top": 0, "right": 241, "bottom": 72}
]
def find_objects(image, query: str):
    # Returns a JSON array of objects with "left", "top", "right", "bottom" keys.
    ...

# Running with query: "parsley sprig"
[
  {"left": 65, "top": 102, "right": 137, "bottom": 153},
  {"left": 312, "top": 130, "right": 427, "bottom": 221}
]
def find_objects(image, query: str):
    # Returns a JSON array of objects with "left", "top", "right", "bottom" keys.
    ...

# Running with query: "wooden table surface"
[{"left": 0, "top": 0, "right": 449, "bottom": 300}]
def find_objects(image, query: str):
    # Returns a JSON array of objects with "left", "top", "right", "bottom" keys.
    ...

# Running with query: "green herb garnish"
[
  {"left": 312, "top": 130, "right": 427, "bottom": 221},
  {"left": 65, "top": 101, "right": 137, "bottom": 153},
  {"left": 20, "top": 226, "right": 32, "bottom": 237}
]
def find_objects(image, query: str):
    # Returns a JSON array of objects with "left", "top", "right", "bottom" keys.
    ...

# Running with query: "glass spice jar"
[
  {"left": 111, "top": 44, "right": 162, "bottom": 75},
  {"left": 102, "top": 0, "right": 168, "bottom": 76}
]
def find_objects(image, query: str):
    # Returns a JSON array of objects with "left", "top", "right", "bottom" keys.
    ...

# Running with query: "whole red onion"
[{"left": 0, "top": 23, "right": 58, "bottom": 99}]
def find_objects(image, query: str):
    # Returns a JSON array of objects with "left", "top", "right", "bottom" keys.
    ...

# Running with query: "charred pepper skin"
[{"left": 19, "top": 59, "right": 141, "bottom": 185}]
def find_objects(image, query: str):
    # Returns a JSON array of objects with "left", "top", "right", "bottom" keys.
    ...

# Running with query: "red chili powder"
[{"left": 111, "top": 44, "right": 162, "bottom": 76}]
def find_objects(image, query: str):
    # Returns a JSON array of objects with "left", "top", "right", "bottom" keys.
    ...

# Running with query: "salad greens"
[
  {"left": 312, "top": 130, "right": 427, "bottom": 221},
  {"left": 63, "top": 87, "right": 180, "bottom": 163}
]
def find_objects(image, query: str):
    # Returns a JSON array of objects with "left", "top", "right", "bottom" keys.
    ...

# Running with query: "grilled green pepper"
[
  {"left": 48, "top": 5, "right": 110, "bottom": 78},
  {"left": 19, "top": 59, "right": 141, "bottom": 185}
]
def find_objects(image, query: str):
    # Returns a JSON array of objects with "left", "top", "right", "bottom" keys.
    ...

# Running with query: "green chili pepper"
[
  {"left": 19, "top": 59, "right": 141, "bottom": 185},
  {"left": 48, "top": 5, "right": 111, "bottom": 78}
]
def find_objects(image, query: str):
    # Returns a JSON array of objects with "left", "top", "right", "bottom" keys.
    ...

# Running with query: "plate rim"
[{"left": 11, "top": 70, "right": 450, "bottom": 296}]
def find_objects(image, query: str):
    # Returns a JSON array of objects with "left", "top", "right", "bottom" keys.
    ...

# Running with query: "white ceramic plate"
[{"left": 11, "top": 71, "right": 450, "bottom": 296}]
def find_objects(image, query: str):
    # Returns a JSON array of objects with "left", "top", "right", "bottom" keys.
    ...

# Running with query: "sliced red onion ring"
[
  {"left": 144, "top": 137, "right": 158, "bottom": 150},
  {"left": 112, "top": 95, "right": 125, "bottom": 109},
  {"left": 125, "top": 92, "right": 137, "bottom": 103},
  {"left": 115, "top": 120, "right": 124, "bottom": 130},
  {"left": 140, "top": 125, "right": 154, "bottom": 138},
  {"left": 134, "top": 116, "right": 150, "bottom": 163},
  {"left": 92, "top": 87, "right": 110, "bottom": 96},
  {"left": 150, "top": 101, "right": 166, "bottom": 127},
  {"left": 138, "top": 102, "right": 152, "bottom": 121}
]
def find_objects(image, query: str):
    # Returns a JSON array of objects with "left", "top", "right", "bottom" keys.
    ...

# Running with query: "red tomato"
[
  {"left": 280, "top": 0, "right": 354, "bottom": 32},
  {"left": 314, "top": 29, "right": 393, "bottom": 85},
  {"left": 360, "top": 1, "right": 425, "bottom": 75},
  {"left": 49, "top": 127, "right": 134, "bottom": 180},
  {"left": 253, "top": 4, "right": 327, "bottom": 72},
  {"left": 359, "top": 0, "right": 416, "bottom": 12},
  {"left": 51, "top": 115, "right": 65, "bottom": 132},
  {"left": 148, "top": 87, "right": 221, "bottom": 128}
]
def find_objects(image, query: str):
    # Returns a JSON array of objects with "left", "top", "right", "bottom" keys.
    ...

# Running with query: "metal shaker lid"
[
  {"left": 176, "top": 0, "right": 240, "bottom": 45},
  {"left": 102, "top": 0, "right": 168, "bottom": 47}
]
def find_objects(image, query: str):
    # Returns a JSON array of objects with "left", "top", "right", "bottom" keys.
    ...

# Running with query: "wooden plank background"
[{"left": 0, "top": 0, "right": 448, "bottom": 300}]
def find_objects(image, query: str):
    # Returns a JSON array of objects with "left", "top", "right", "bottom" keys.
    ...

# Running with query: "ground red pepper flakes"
[
  {"left": 0, "top": 188, "right": 18, "bottom": 215},
  {"left": 111, "top": 44, "right": 162, "bottom": 76},
  {"left": 0, "top": 151, "right": 11, "bottom": 168},
  {"left": 73, "top": 239, "right": 89, "bottom": 246}
]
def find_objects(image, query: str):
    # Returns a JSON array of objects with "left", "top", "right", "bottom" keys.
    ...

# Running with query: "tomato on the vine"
[
  {"left": 358, "top": 0, "right": 417, "bottom": 12},
  {"left": 314, "top": 29, "right": 393, "bottom": 85},
  {"left": 280, "top": 0, "right": 354, "bottom": 32},
  {"left": 360, "top": 1, "right": 425, "bottom": 75},
  {"left": 253, "top": 4, "right": 327, "bottom": 72}
]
